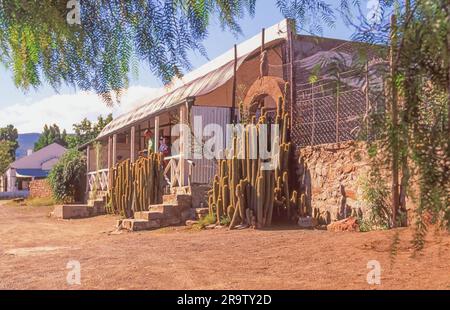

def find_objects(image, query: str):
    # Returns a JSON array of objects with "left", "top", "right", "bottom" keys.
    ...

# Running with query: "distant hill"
[{"left": 16, "top": 133, "right": 41, "bottom": 159}]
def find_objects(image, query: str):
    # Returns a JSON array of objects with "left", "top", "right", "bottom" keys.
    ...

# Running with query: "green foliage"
[
  {"left": 34, "top": 124, "right": 68, "bottom": 151},
  {"left": 0, "top": 0, "right": 349, "bottom": 104},
  {"left": 197, "top": 212, "right": 217, "bottom": 229},
  {"left": 359, "top": 169, "right": 391, "bottom": 232},
  {"left": 0, "top": 140, "right": 13, "bottom": 174},
  {"left": 48, "top": 149, "right": 86, "bottom": 203},
  {"left": 351, "top": 1, "right": 449, "bottom": 247},
  {"left": 67, "top": 114, "right": 113, "bottom": 148},
  {"left": 0, "top": 124, "right": 19, "bottom": 160},
  {"left": 219, "top": 215, "right": 231, "bottom": 226}
]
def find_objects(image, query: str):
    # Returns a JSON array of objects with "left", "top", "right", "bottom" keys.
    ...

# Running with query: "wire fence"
[
  {"left": 290, "top": 41, "right": 386, "bottom": 148},
  {"left": 293, "top": 78, "right": 361, "bottom": 146}
]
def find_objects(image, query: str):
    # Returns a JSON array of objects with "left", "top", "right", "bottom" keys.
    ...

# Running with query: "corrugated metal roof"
[
  {"left": 10, "top": 143, "right": 67, "bottom": 169},
  {"left": 98, "top": 19, "right": 290, "bottom": 139}
]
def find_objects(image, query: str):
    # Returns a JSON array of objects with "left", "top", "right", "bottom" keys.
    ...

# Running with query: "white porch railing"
[
  {"left": 87, "top": 168, "right": 109, "bottom": 192},
  {"left": 163, "top": 155, "right": 193, "bottom": 192},
  {"left": 87, "top": 156, "right": 194, "bottom": 194}
]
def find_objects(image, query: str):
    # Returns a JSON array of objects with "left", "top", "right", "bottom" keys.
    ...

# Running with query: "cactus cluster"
[
  {"left": 107, "top": 153, "right": 164, "bottom": 217},
  {"left": 208, "top": 87, "right": 302, "bottom": 229}
]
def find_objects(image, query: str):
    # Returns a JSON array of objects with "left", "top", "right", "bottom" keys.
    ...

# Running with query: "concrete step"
[
  {"left": 148, "top": 204, "right": 179, "bottom": 217},
  {"left": 134, "top": 211, "right": 165, "bottom": 221},
  {"left": 87, "top": 199, "right": 106, "bottom": 215},
  {"left": 160, "top": 216, "right": 181, "bottom": 227},
  {"left": 121, "top": 219, "right": 161, "bottom": 231},
  {"left": 52, "top": 204, "right": 90, "bottom": 219},
  {"left": 162, "top": 194, "right": 192, "bottom": 209}
]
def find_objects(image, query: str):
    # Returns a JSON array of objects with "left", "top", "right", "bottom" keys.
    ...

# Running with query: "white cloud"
[
  {"left": 0, "top": 86, "right": 165, "bottom": 133},
  {"left": 366, "top": 0, "right": 382, "bottom": 23}
]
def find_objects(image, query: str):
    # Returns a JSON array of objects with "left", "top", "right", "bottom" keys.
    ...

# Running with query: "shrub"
[
  {"left": 48, "top": 149, "right": 86, "bottom": 203},
  {"left": 359, "top": 171, "right": 391, "bottom": 231},
  {"left": 196, "top": 213, "right": 216, "bottom": 229}
]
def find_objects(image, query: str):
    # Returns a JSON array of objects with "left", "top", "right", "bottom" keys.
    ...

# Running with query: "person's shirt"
[{"left": 159, "top": 143, "right": 169, "bottom": 155}]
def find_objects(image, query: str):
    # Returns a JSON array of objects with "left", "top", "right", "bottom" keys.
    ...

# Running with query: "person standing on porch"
[
  {"left": 159, "top": 137, "right": 170, "bottom": 157},
  {"left": 144, "top": 129, "right": 154, "bottom": 155}
]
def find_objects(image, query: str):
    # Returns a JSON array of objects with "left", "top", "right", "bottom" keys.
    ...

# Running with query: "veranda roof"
[{"left": 97, "top": 19, "right": 290, "bottom": 139}]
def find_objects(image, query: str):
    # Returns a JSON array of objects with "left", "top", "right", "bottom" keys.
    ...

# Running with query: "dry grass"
[{"left": 5, "top": 196, "right": 56, "bottom": 208}]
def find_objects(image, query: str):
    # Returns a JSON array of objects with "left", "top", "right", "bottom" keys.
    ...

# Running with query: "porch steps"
[
  {"left": 86, "top": 191, "right": 108, "bottom": 216},
  {"left": 119, "top": 193, "right": 195, "bottom": 231},
  {"left": 51, "top": 191, "right": 108, "bottom": 219},
  {"left": 51, "top": 203, "right": 105, "bottom": 219}
]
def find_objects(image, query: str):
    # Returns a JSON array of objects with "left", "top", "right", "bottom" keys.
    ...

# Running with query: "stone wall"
[
  {"left": 297, "top": 141, "right": 373, "bottom": 224},
  {"left": 29, "top": 179, "right": 52, "bottom": 198}
]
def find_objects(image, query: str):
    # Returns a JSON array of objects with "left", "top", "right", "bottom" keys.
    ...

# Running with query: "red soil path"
[{"left": 0, "top": 201, "right": 449, "bottom": 290}]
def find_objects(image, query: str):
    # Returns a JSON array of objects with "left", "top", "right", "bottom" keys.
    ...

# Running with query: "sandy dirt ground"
[{"left": 0, "top": 200, "right": 449, "bottom": 290}]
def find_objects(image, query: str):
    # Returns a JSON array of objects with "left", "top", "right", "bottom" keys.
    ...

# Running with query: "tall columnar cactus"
[
  {"left": 206, "top": 83, "right": 296, "bottom": 229},
  {"left": 108, "top": 152, "right": 164, "bottom": 217}
]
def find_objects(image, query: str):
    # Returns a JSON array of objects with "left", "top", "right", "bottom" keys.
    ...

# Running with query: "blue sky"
[{"left": 0, "top": 0, "right": 370, "bottom": 133}]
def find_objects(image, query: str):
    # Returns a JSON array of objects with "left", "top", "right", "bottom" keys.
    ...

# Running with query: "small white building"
[{"left": 1, "top": 143, "right": 66, "bottom": 193}]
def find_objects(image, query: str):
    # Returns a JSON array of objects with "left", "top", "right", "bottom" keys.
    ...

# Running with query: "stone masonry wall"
[
  {"left": 29, "top": 179, "right": 53, "bottom": 198},
  {"left": 297, "top": 141, "right": 374, "bottom": 224}
]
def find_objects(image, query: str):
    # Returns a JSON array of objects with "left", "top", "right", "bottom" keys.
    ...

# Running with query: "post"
[
  {"left": 112, "top": 134, "right": 117, "bottom": 166},
  {"left": 107, "top": 136, "right": 112, "bottom": 169},
  {"left": 336, "top": 72, "right": 340, "bottom": 143},
  {"left": 287, "top": 19, "right": 296, "bottom": 135},
  {"left": 138, "top": 125, "right": 141, "bottom": 151},
  {"left": 261, "top": 28, "right": 265, "bottom": 53},
  {"left": 311, "top": 83, "right": 315, "bottom": 145},
  {"left": 154, "top": 116, "right": 160, "bottom": 153},
  {"left": 390, "top": 14, "right": 400, "bottom": 227},
  {"left": 130, "top": 126, "right": 136, "bottom": 162},
  {"left": 365, "top": 61, "right": 370, "bottom": 139},
  {"left": 179, "top": 105, "right": 186, "bottom": 187},
  {"left": 230, "top": 44, "right": 238, "bottom": 124},
  {"left": 86, "top": 145, "right": 90, "bottom": 193}
]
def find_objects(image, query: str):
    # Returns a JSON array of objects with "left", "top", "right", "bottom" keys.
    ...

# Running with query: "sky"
[{"left": 0, "top": 0, "right": 373, "bottom": 134}]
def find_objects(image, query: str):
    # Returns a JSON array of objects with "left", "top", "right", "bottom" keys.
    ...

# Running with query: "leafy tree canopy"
[
  {"left": 34, "top": 124, "right": 68, "bottom": 151},
  {"left": 0, "top": 124, "right": 18, "bottom": 160},
  {"left": 0, "top": 140, "right": 13, "bottom": 174},
  {"left": 66, "top": 113, "right": 113, "bottom": 148},
  {"left": 0, "top": 0, "right": 352, "bottom": 104}
]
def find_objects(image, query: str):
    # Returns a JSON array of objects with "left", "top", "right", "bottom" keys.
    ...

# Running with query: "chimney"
[{"left": 27, "top": 149, "right": 33, "bottom": 156}]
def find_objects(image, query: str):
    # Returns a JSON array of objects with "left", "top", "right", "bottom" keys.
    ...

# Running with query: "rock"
[
  {"left": 297, "top": 216, "right": 318, "bottom": 229},
  {"left": 234, "top": 224, "right": 249, "bottom": 230},
  {"left": 194, "top": 208, "right": 209, "bottom": 220},
  {"left": 342, "top": 164, "right": 355, "bottom": 174},
  {"left": 327, "top": 217, "right": 359, "bottom": 232},
  {"left": 185, "top": 220, "right": 199, "bottom": 227}
]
